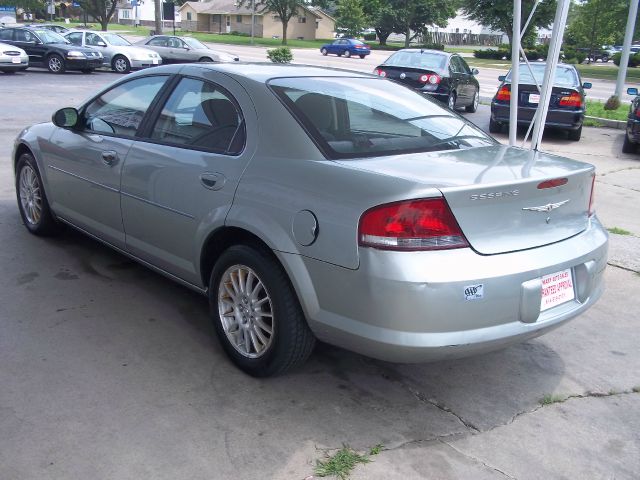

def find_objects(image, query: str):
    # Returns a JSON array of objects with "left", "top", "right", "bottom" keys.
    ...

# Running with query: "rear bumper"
[
  {"left": 280, "top": 216, "right": 608, "bottom": 363},
  {"left": 626, "top": 118, "right": 640, "bottom": 144},
  {"left": 491, "top": 102, "right": 585, "bottom": 130}
]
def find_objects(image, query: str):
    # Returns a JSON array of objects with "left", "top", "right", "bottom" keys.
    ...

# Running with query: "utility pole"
[
  {"left": 250, "top": 0, "right": 255, "bottom": 45},
  {"left": 154, "top": 0, "right": 163, "bottom": 35},
  {"left": 614, "top": 0, "right": 639, "bottom": 98}
]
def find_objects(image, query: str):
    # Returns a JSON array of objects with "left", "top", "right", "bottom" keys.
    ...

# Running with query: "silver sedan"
[
  {"left": 13, "top": 64, "right": 608, "bottom": 377},
  {"left": 136, "top": 35, "right": 239, "bottom": 63},
  {"left": 0, "top": 41, "right": 28, "bottom": 73}
]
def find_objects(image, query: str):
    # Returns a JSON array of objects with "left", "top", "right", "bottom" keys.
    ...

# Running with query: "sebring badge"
[{"left": 522, "top": 199, "right": 570, "bottom": 212}]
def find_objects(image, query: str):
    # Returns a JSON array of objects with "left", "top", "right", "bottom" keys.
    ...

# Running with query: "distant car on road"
[
  {"left": 623, "top": 87, "right": 640, "bottom": 154},
  {"left": 320, "top": 38, "right": 370, "bottom": 58},
  {"left": 577, "top": 47, "right": 610, "bottom": 63},
  {"left": 136, "top": 35, "right": 239, "bottom": 63},
  {"left": 490, "top": 63, "right": 591, "bottom": 141},
  {"left": 65, "top": 30, "right": 161, "bottom": 73},
  {"left": 0, "top": 41, "right": 28, "bottom": 73},
  {"left": 374, "top": 49, "right": 480, "bottom": 112},
  {"left": 0, "top": 27, "right": 102, "bottom": 73},
  {"left": 26, "top": 24, "right": 70, "bottom": 34}
]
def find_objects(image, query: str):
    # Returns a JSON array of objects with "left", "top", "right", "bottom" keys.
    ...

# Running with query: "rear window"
[
  {"left": 506, "top": 64, "right": 578, "bottom": 87},
  {"left": 384, "top": 51, "right": 446, "bottom": 70},
  {"left": 269, "top": 77, "right": 494, "bottom": 159}
]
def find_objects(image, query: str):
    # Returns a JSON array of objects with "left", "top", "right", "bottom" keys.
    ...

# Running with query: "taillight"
[
  {"left": 374, "top": 68, "right": 386, "bottom": 77},
  {"left": 635, "top": 106, "right": 640, "bottom": 119},
  {"left": 358, "top": 198, "right": 469, "bottom": 251},
  {"left": 537, "top": 178, "right": 568, "bottom": 189},
  {"left": 496, "top": 86, "right": 510, "bottom": 102},
  {"left": 559, "top": 92, "right": 583, "bottom": 108},
  {"left": 588, "top": 174, "right": 596, "bottom": 217},
  {"left": 418, "top": 74, "right": 440, "bottom": 84}
]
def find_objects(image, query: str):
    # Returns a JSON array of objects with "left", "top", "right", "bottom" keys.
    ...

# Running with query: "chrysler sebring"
[{"left": 13, "top": 64, "right": 608, "bottom": 376}]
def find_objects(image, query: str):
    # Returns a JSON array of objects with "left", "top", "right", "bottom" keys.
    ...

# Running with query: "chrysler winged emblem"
[
  {"left": 400, "top": 72, "right": 406, "bottom": 79},
  {"left": 522, "top": 199, "right": 570, "bottom": 212}
]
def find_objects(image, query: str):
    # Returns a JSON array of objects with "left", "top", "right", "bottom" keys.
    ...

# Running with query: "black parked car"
[
  {"left": 623, "top": 87, "right": 640, "bottom": 154},
  {"left": 0, "top": 27, "right": 102, "bottom": 73},
  {"left": 373, "top": 49, "right": 480, "bottom": 112},
  {"left": 490, "top": 63, "right": 591, "bottom": 141}
]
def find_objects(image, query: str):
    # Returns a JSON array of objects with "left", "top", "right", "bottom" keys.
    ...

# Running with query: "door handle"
[
  {"left": 200, "top": 172, "right": 226, "bottom": 191},
  {"left": 101, "top": 150, "right": 119, "bottom": 166}
]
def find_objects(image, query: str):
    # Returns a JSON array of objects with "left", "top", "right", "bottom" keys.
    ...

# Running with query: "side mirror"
[
  {"left": 582, "top": 82, "right": 592, "bottom": 89},
  {"left": 52, "top": 107, "right": 79, "bottom": 129},
  {"left": 628, "top": 87, "right": 639, "bottom": 96},
  {"left": 498, "top": 75, "right": 506, "bottom": 82},
  {"left": 472, "top": 68, "right": 479, "bottom": 75},
  {"left": 97, "top": 41, "right": 107, "bottom": 47}
]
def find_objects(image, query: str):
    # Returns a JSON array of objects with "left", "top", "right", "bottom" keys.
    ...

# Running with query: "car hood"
[{"left": 0, "top": 42, "right": 26, "bottom": 54}]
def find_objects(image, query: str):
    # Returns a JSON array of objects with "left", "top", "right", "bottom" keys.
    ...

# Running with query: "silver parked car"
[
  {"left": 136, "top": 35, "right": 239, "bottom": 63},
  {"left": 0, "top": 41, "right": 28, "bottom": 73},
  {"left": 13, "top": 64, "right": 608, "bottom": 377},
  {"left": 64, "top": 30, "right": 161, "bottom": 73}
]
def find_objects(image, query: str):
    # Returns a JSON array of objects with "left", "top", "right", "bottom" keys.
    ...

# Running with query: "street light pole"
[{"left": 614, "top": 0, "right": 639, "bottom": 98}]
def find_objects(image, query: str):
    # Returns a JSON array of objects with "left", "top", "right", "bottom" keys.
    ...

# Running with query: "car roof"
[{"left": 392, "top": 48, "right": 450, "bottom": 57}]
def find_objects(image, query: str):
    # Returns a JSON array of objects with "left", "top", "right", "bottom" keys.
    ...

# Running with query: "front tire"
[
  {"left": 622, "top": 133, "right": 638, "bottom": 153},
  {"left": 466, "top": 90, "right": 479, "bottom": 113},
  {"left": 15, "top": 153, "right": 59, "bottom": 236},
  {"left": 112, "top": 55, "right": 131, "bottom": 74},
  {"left": 47, "top": 54, "right": 65, "bottom": 74},
  {"left": 209, "top": 245, "right": 315, "bottom": 377},
  {"left": 568, "top": 126, "right": 582, "bottom": 141},
  {"left": 359, "top": 54, "right": 366, "bottom": 59}
]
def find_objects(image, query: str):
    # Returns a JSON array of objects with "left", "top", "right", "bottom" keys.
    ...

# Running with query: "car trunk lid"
[{"left": 378, "top": 65, "right": 441, "bottom": 89}]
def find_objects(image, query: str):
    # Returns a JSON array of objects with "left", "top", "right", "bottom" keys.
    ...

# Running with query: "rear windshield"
[
  {"left": 506, "top": 64, "right": 578, "bottom": 87},
  {"left": 384, "top": 51, "right": 446, "bottom": 70},
  {"left": 269, "top": 77, "right": 494, "bottom": 159}
]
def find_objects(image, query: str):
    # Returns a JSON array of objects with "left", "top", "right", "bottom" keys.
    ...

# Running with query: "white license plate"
[
  {"left": 529, "top": 93, "right": 540, "bottom": 104},
  {"left": 152, "top": 59, "right": 159, "bottom": 64},
  {"left": 540, "top": 268, "right": 575, "bottom": 311},
  {"left": 11, "top": 57, "right": 21, "bottom": 64}
]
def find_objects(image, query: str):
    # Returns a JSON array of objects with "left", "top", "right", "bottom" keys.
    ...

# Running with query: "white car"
[
  {"left": 0, "top": 41, "right": 28, "bottom": 73},
  {"left": 64, "top": 30, "right": 161, "bottom": 73}
]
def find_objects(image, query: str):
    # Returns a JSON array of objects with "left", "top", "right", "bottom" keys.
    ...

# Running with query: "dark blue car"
[
  {"left": 623, "top": 87, "right": 640, "bottom": 154},
  {"left": 320, "top": 39, "right": 370, "bottom": 59}
]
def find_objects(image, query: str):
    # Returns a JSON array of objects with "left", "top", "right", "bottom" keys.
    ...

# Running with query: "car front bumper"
[
  {"left": 626, "top": 117, "right": 640, "bottom": 144},
  {"left": 0, "top": 57, "right": 28, "bottom": 70},
  {"left": 65, "top": 57, "right": 103, "bottom": 70},
  {"left": 281, "top": 216, "right": 608, "bottom": 363},
  {"left": 492, "top": 102, "right": 585, "bottom": 130},
  {"left": 131, "top": 58, "right": 162, "bottom": 69}
]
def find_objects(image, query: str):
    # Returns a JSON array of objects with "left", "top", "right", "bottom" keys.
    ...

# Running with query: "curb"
[{"left": 584, "top": 116, "right": 626, "bottom": 130}]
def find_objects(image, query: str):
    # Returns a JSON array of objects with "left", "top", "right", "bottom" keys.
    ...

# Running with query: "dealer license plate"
[
  {"left": 529, "top": 93, "right": 540, "bottom": 104},
  {"left": 540, "top": 268, "right": 575, "bottom": 311},
  {"left": 152, "top": 59, "right": 159, "bottom": 64},
  {"left": 12, "top": 57, "right": 21, "bottom": 64}
]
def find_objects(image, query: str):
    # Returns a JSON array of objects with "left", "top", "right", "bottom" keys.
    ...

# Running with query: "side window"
[
  {"left": 86, "top": 33, "right": 103, "bottom": 46},
  {"left": 150, "top": 77, "right": 245, "bottom": 155},
  {"left": 15, "top": 30, "right": 35, "bottom": 42},
  {"left": 83, "top": 76, "right": 168, "bottom": 137},
  {"left": 456, "top": 56, "right": 471, "bottom": 74},
  {"left": 0, "top": 29, "right": 12, "bottom": 40},
  {"left": 67, "top": 32, "right": 83, "bottom": 46},
  {"left": 148, "top": 37, "right": 167, "bottom": 46}
]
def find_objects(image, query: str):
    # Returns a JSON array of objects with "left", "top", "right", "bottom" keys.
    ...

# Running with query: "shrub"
[
  {"left": 564, "top": 48, "right": 585, "bottom": 64},
  {"left": 418, "top": 43, "right": 444, "bottom": 51},
  {"left": 267, "top": 46, "right": 293, "bottom": 63},
  {"left": 474, "top": 48, "right": 510, "bottom": 59},
  {"left": 229, "top": 31, "right": 250, "bottom": 37},
  {"left": 564, "top": 57, "right": 578, "bottom": 64},
  {"left": 613, "top": 52, "right": 640, "bottom": 67},
  {"left": 604, "top": 95, "right": 621, "bottom": 110},
  {"left": 363, "top": 33, "right": 376, "bottom": 41}
]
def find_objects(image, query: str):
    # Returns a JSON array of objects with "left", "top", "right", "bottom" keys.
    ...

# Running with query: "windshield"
[
  {"left": 270, "top": 77, "right": 494, "bottom": 159},
  {"left": 103, "top": 33, "right": 131, "bottom": 46},
  {"left": 34, "top": 30, "right": 69, "bottom": 44},
  {"left": 183, "top": 37, "right": 207, "bottom": 49},
  {"left": 506, "top": 64, "right": 579, "bottom": 87},
  {"left": 385, "top": 51, "right": 447, "bottom": 70}
]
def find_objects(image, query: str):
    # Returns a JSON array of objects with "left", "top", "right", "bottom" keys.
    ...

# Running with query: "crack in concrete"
[
  {"left": 599, "top": 165, "right": 640, "bottom": 176},
  {"left": 438, "top": 439, "right": 516, "bottom": 479},
  {"left": 408, "top": 387, "right": 481, "bottom": 433},
  {"left": 596, "top": 179, "right": 640, "bottom": 194},
  {"left": 607, "top": 261, "right": 640, "bottom": 275}
]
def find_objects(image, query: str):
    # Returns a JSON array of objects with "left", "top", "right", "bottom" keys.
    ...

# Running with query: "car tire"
[
  {"left": 602, "top": 56, "right": 609, "bottom": 63},
  {"left": 209, "top": 244, "right": 316, "bottom": 377},
  {"left": 321, "top": 48, "right": 328, "bottom": 56},
  {"left": 112, "top": 55, "right": 131, "bottom": 74},
  {"left": 198, "top": 57, "right": 213, "bottom": 62},
  {"left": 465, "top": 90, "right": 479, "bottom": 113},
  {"left": 81, "top": 68, "right": 93, "bottom": 74},
  {"left": 568, "top": 126, "right": 582, "bottom": 141},
  {"left": 447, "top": 91, "right": 457, "bottom": 110},
  {"left": 15, "top": 153, "right": 60, "bottom": 236},
  {"left": 344, "top": 50, "right": 351, "bottom": 58},
  {"left": 46, "top": 54, "right": 65, "bottom": 74},
  {"left": 359, "top": 54, "right": 366, "bottom": 59},
  {"left": 489, "top": 118, "right": 502, "bottom": 134},
  {"left": 622, "top": 133, "right": 638, "bottom": 153}
]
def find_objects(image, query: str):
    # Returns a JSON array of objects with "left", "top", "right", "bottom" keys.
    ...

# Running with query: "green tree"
[
  {"left": 75, "top": 0, "right": 117, "bottom": 31},
  {"left": 335, "top": 0, "right": 366, "bottom": 38},
  {"left": 237, "top": 0, "right": 300, "bottom": 45},
  {"left": 460, "top": 0, "right": 557, "bottom": 48},
  {"left": 362, "top": 0, "right": 396, "bottom": 45},
  {"left": 393, "top": 0, "right": 456, "bottom": 47}
]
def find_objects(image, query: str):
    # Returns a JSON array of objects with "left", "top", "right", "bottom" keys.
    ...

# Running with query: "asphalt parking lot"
[{"left": 1, "top": 69, "right": 639, "bottom": 480}]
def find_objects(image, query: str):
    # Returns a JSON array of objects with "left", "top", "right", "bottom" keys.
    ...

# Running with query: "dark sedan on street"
[
  {"left": 0, "top": 27, "right": 102, "bottom": 73},
  {"left": 320, "top": 38, "right": 370, "bottom": 58},
  {"left": 623, "top": 87, "right": 640, "bottom": 154},
  {"left": 490, "top": 63, "right": 592, "bottom": 141},
  {"left": 374, "top": 49, "right": 480, "bottom": 112}
]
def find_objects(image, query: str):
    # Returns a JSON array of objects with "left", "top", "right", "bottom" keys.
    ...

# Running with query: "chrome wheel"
[
  {"left": 448, "top": 93, "right": 456, "bottom": 110},
  {"left": 473, "top": 91, "right": 479, "bottom": 110},
  {"left": 48, "top": 56, "right": 62, "bottom": 73},
  {"left": 217, "top": 264, "right": 274, "bottom": 359},
  {"left": 19, "top": 165, "right": 42, "bottom": 225}
]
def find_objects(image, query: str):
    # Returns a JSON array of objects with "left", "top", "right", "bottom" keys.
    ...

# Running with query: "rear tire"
[
  {"left": 47, "top": 54, "right": 65, "bottom": 74},
  {"left": 489, "top": 118, "right": 502, "bottom": 134},
  {"left": 447, "top": 91, "right": 457, "bottom": 110},
  {"left": 209, "top": 244, "right": 316, "bottom": 377},
  {"left": 321, "top": 48, "right": 328, "bottom": 56},
  {"left": 359, "top": 54, "right": 366, "bottom": 59},
  {"left": 344, "top": 50, "right": 351, "bottom": 58},
  {"left": 15, "top": 153, "right": 60, "bottom": 236},
  {"left": 568, "top": 126, "right": 582, "bottom": 141},
  {"left": 465, "top": 90, "right": 479, "bottom": 113},
  {"left": 198, "top": 57, "right": 213, "bottom": 62},
  {"left": 622, "top": 134, "right": 638, "bottom": 153}
]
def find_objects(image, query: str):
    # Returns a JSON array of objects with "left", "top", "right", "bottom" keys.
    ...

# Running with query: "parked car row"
[{"left": 0, "top": 26, "right": 238, "bottom": 74}]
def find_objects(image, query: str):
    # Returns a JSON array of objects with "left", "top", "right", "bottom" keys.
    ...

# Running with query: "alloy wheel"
[
  {"left": 19, "top": 165, "right": 42, "bottom": 225},
  {"left": 48, "top": 56, "right": 62, "bottom": 72}
]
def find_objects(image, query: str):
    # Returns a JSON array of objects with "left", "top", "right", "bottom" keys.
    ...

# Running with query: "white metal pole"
[
  {"left": 614, "top": 0, "right": 639, "bottom": 98},
  {"left": 509, "top": 0, "right": 521, "bottom": 146},
  {"left": 531, "top": 0, "right": 570, "bottom": 151}
]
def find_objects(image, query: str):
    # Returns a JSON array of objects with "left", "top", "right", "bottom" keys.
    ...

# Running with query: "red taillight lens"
[
  {"left": 358, "top": 198, "right": 469, "bottom": 251},
  {"left": 419, "top": 74, "right": 441, "bottom": 84},
  {"left": 635, "top": 107, "right": 640, "bottom": 119},
  {"left": 559, "top": 92, "right": 583, "bottom": 108},
  {"left": 588, "top": 174, "right": 596, "bottom": 217},
  {"left": 496, "top": 86, "right": 510, "bottom": 102},
  {"left": 537, "top": 178, "right": 568, "bottom": 189},
  {"left": 374, "top": 68, "right": 386, "bottom": 77}
]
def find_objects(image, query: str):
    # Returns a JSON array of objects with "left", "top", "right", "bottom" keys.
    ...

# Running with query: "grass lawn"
[
  {"left": 575, "top": 64, "right": 640, "bottom": 82},
  {"left": 586, "top": 99, "right": 629, "bottom": 121}
]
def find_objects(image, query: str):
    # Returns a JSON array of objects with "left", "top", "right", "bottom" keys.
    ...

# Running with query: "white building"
[
  {"left": 0, "top": 6, "right": 17, "bottom": 25},
  {"left": 117, "top": 0, "right": 181, "bottom": 28}
]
